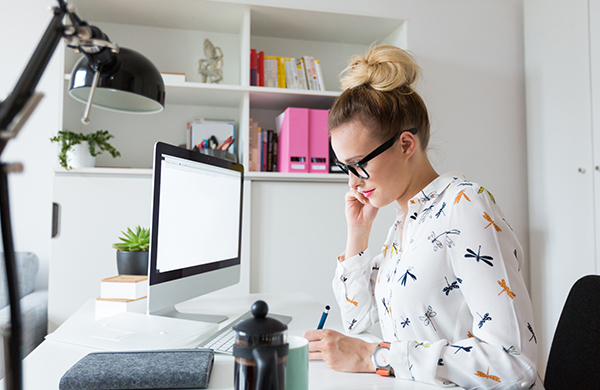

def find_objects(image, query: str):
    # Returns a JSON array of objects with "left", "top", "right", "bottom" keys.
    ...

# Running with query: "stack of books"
[
  {"left": 250, "top": 49, "right": 325, "bottom": 91},
  {"left": 95, "top": 275, "right": 148, "bottom": 317},
  {"left": 248, "top": 118, "right": 278, "bottom": 172}
]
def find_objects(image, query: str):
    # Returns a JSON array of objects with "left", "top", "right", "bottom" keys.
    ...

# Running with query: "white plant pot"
[{"left": 66, "top": 141, "right": 96, "bottom": 169}]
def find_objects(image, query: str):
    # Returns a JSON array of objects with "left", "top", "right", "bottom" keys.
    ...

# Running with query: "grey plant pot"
[{"left": 116, "top": 251, "right": 149, "bottom": 275}]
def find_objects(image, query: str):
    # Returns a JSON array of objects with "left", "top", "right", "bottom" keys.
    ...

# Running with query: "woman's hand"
[
  {"left": 302, "top": 329, "right": 377, "bottom": 373},
  {"left": 345, "top": 188, "right": 379, "bottom": 230},
  {"left": 344, "top": 189, "right": 379, "bottom": 259}
]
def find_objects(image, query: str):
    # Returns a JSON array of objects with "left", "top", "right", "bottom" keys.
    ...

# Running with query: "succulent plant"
[{"left": 112, "top": 226, "right": 150, "bottom": 252}]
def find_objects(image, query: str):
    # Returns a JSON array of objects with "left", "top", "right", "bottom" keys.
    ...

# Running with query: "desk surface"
[{"left": 21, "top": 292, "right": 454, "bottom": 389}]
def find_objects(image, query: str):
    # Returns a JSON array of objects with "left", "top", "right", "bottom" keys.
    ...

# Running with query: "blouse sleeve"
[
  {"left": 331, "top": 249, "right": 380, "bottom": 334},
  {"left": 389, "top": 186, "right": 541, "bottom": 389}
]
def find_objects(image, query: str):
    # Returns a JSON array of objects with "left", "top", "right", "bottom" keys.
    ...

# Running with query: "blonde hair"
[{"left": 329, "top": 45, "right": 430, "bottom": 149}]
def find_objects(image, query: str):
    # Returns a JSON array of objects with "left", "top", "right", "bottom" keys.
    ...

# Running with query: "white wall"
[{"left": 0, "top": 0, "right": 63, "bottom": 289}]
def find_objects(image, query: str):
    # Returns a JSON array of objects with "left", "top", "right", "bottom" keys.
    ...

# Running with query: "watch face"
[{"left": 374, "top": 346, "right": 390, "bottom": 367}]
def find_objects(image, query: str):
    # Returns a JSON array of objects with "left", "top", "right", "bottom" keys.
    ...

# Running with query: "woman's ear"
[{"left": 398, "top": 130, "right": 417, "bottom": 157}]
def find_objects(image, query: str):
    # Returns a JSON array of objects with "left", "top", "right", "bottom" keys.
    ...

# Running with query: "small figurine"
[{"left": 198, "top": 38, "right": 223, "bottom": 84}]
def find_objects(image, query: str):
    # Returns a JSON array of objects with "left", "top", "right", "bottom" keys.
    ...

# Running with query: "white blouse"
[{"left": 332, "top": 172, "right": 543, "bottom": 389}]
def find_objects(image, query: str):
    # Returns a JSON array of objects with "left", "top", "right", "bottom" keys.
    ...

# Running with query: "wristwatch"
[{"left": 371, "top": 342, "right": 395, "bottom": 377}]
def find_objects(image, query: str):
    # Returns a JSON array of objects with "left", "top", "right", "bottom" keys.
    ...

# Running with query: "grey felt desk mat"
[{"left": 59, "top": 349, "right": 214, "bottom": 389}]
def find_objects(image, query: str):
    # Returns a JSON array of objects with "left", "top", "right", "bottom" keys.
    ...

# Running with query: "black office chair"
[{"left": 544, "top": 274, "right": 600, "bottom": 390}]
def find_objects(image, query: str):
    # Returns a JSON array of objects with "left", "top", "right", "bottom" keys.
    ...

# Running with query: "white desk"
[{"left": 19, "top": 293, "right": 452, "bottom": 389}]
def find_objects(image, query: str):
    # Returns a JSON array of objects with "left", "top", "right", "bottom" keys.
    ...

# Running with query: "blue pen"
[{"left": 317, "top": 305, "right": 330, "bottom": 330}]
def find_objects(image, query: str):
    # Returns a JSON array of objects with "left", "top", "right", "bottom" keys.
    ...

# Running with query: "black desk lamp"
[{"left": 0, "top": 1, "right": 165, "bottom": 389}]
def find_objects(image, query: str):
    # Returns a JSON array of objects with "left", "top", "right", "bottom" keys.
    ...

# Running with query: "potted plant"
[
  {"left": 112, "top": 226, "right": 150, "bottom": 275},
  {"left": 50, "top": 129, "right": 121, "bottom": 170}
]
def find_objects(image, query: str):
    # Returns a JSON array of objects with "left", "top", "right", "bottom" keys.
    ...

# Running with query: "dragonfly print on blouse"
[
  {"left": 428, "top": 229, "right": 461, "bottom": 252},
  {"left": 443, "top": 276, "right": 462, "bottom": 296},
  {"left": 497, "top": 279, "right": 516, "bottom": 299},
  {"left": 450, "top": 344, "right": 473, "bottom": 354},
  {"left": 464, "top": 246, "right": 494, "bottom": 267},
  {"left": 454, "top": 189, "right": 471, "bottom": 204},
  {"left": 399, "top": 315, "right": 410, "bottom": 328},
  {"left": 483, "top": 211, "right": 502, "bottom": 232},
  {"left": 435, "top": 202, "right": 447, "bottom": 218},
  {"left": 476, "top": 312, "right": 492, "bottom": 328},
  {"left": 475, "top": 367, "right": 501, "bottom": 383},
  {"left": 419, "top": 305, "right": 437, "bottom": 331},
  {"left": 399, "top": 267, "right": 417, "bottom": 286}
]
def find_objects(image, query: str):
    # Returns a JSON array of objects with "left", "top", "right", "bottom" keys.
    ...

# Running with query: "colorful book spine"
[
  {"left": 250, "top": 49, "right": 257, "bottom": 86},
  {"left": 284, "top": 57, "right": 297, "bottom": 89},
  {"left": 294, "top": 58, "right": 309, "bottom": 90},
  {"left": 258, "top": 51, "right": 265, "bottom": 87},
  {"left": 264, "top": 56, "right": 279, "bottom": 88},
  {"left": 278, "top": 57, "right": 287, "bottom": 88},
  {"left": 315, "top": 60, "right": 325, "bottom": 91},
  {"left": 303, "top": 56, "right": 320, "bottom": 91}
]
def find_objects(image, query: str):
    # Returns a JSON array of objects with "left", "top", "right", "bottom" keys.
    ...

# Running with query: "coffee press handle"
[{"left": 252, "top": 346, "right": 278, "bottom": 390}]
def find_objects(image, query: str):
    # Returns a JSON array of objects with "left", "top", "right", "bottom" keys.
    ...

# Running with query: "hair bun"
[{"left": 340, "top": 45, "right": 421, "bottom": 92}]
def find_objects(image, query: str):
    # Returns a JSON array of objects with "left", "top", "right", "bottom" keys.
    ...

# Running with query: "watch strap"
[{"left": 372, "top": 342, "right": 394, "bottom": 377}]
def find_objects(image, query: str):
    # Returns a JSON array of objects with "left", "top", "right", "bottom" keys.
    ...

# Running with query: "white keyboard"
[
  {"left": 196, "top": 310, "right": 292, "bottom": 354},
  {"left": 202, "top": 326, "right": 236, "bottom": 353}
]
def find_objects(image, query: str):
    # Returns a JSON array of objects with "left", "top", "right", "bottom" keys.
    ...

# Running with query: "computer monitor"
[{"left": 147, "top": 142, "right": 244, "bottom": 322}]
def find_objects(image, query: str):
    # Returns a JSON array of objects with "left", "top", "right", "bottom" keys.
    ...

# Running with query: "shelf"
[
  {"left": 54, "top": 167, "right": 152, "bottom": 177},
  {"left": 245, "top": 172, "right": 347, "bottom": 182},
  {"left": 248, "top": 87, "right": 339, "bottom": 110},
  {"left": 64, "top": 74, "right": 339, "bottom": 109},
  {"left": 54, "top": 167, "right": 348, "bottom": 183}
]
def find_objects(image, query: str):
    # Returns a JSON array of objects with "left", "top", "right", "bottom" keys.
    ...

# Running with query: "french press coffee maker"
[{"left": 233, "top": 300, "right": 289, "bottom": 390}]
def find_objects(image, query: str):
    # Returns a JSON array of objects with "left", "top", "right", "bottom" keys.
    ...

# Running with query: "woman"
[{"left": 303, "top": 45, "right": 542, "bottom": 389}]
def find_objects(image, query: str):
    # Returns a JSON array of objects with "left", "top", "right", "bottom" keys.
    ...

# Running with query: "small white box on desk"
[
  {"left": 95, "top": 296, "right": 147, "bottom": 317},
  {"left": 100, "top": 275, "right": 148, "bottom": 300}
]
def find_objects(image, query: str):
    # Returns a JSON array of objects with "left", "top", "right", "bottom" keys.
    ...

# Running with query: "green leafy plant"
[
  {"left": 112, "top": 226, "right": 150, "bottom": 252},
  {"left": 50, "top": 130, "right": 121, "bottom": 169}
]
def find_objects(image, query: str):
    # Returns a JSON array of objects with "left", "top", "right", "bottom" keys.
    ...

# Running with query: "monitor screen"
[{"left": 147, "top": 142, "right": 243, "bottom": 320}]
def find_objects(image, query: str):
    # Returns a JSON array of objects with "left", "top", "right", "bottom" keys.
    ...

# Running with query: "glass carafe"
[{"left": 233, "top": 300, "right": 289, "bottom": 390}]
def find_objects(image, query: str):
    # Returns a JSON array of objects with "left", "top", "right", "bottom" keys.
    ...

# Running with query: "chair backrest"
[
  {"left": 544, "top": 274, "right": 600, "bottom": 389},
  {"left": 0, "top": 252, "right": 39, "bottom": 310}
]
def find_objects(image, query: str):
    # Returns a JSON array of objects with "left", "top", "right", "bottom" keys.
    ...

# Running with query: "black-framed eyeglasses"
[{"left": 335, "top": 128, "right": 418, "bottom": 180}]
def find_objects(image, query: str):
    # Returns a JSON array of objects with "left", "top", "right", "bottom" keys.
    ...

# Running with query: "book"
[
  {"left": 250, "top": 49, "right": 257, "bottom": 86},
  {"left": 95, "top": 296, "right": 147, "bottom": 317},
  {"left": 302, "top": 56, "right": 320, "bottom": 91},
  {"left": 264, "top": 56, "right": 279, "bottom": 88},
  {"left": 315, "top": 60, "right": 325, "bottom": 91},
  {"left": 258, "top": 51, "right": 265, "bottom": 87},
  {"left": 294, "top": 58, "right": 309, "bottom": 90},
  {"left": 100, "top": 275, "right": 148, "bottom": 300},
  {"left": 284, "top": 58, "right": 298, "bottom": 89},
  {"left": 160, "top": 72, "right": 186, "bottom": 85},
  {"left": 278, "top": 57, "right": 287, "bottom": 88},
  {"left": 249, "top": 119, "right": 260, "bottom": 172},
  {"left": 266, "top": 130, "right": 274, "bottom": 171}
]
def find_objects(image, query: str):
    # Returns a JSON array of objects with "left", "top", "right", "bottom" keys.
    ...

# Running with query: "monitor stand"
[{"left": 151, "top": 306, "right": 228, "bottom": 324}]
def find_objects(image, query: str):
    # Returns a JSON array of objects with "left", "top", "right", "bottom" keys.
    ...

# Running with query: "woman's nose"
[{"left": 348, "top": 172, "right": 364, "bottom": 189}]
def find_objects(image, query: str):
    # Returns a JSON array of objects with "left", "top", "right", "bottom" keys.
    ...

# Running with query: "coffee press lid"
[{"left": 233, "top": 300, "right": 287, "bottom": 336}]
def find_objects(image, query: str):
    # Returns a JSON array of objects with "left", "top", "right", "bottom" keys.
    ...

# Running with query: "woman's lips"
[{"left": 362, "top": 189, "right": 375, "bottom": 198}]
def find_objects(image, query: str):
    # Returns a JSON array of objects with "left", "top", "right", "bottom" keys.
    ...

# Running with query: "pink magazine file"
[
  {"left": 308, "top": 109, "right": 329, "bottom": 173},
  {"left": 277, "top": 108, "right": 309, "bottom": 173}
]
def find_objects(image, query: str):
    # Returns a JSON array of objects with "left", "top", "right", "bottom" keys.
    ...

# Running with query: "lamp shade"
[{"left": 69, "top": 47, "right": 165, "bottom": 113}]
